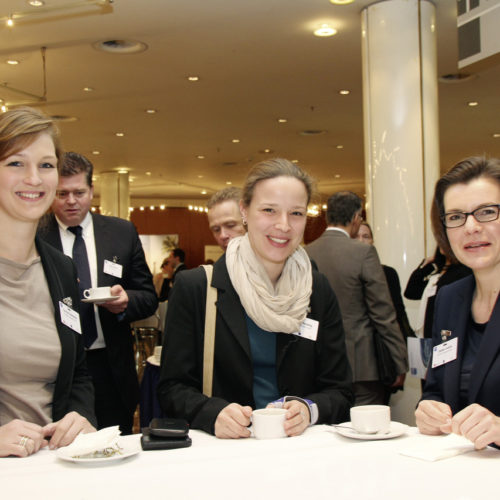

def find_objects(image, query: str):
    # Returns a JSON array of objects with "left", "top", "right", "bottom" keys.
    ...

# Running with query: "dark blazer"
[
  {"left": 39, "top": 213, "right": 158, "bottom": 413},
  {"left": 35, "top": 237, "right": 96, "bottom": 425},
  {"left": 157, "top": 255, "right": 354, "bottom": 435},
  {"left": 422, "top": 275, "right": 500, "bottom": 416},
  {"left": 306, "top": 230, "right": 408, "bottom": 381},
  {"left": 404, "top": 261, "right": 471, "bottom": 339},
  {"left": 383, "top": 265, "right": 414, "bottom": 340}
]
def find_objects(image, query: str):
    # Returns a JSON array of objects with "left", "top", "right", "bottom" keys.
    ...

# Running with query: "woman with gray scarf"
[{"left": 158, "top": 158, "right": 353, "bottom": 438}]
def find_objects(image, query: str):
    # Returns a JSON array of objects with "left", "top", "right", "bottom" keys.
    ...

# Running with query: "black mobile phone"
[
  {"left": 140, "top": 427, "right": 192, "bottom": 451},
  {"left": 149, "top": 417, "right": 189, "bottom": 438}
]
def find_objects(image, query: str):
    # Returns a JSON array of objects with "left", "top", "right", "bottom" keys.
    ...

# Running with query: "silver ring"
[{"left": 19, "top": 435, "right": 29, "bottom": 448}]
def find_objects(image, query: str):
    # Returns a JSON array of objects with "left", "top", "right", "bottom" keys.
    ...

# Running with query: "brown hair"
[
  {"left": 59, "top": 151, "right": 94, "bottom": 187},
  {"left": 207, "top": 186, "right": 242, "bottom": 209},
  {"left": 241, "top": 158, "right": 314, "bottom": 207},
  {"left": 431, "top": 156, "right": 500, "bottom": 260},
  {"left": 0, "top": 106, "right": 62, "bottom": 164}
]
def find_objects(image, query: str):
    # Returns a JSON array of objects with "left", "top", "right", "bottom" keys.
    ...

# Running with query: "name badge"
[
  {"left": 431, "top": 337, "right": 458, "bottom": 368},
  {"left": 104, "top": 259, "right": 123, "bottom": 278},
  {"left": 293, "top": 318, "right": 319, "bottom": 342},
  {"left": 59, "top": 301, "right": 82, "bottom": 334}
]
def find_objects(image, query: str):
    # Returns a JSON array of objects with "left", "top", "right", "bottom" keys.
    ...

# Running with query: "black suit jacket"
[
  {"left": 35, "top": 237, "right": 96, "bottom": 425},
  {"left": 39, "top": 213, "right": 158, "bottom": 412},
  {"left": 422, "top": 275, "right": 500, "bottom": 416},
  {"left": 157, "top": 255, "right": 353, "bottom": 435}
]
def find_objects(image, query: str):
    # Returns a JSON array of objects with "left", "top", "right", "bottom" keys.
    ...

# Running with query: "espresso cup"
[
  {"left": 83, "top": 286, "right": 111, "bottom": 300},
  {"left": 251, "top": 408, "right": 287, "bottom": 439},
  {"left": 350, "top": 405, "right": 391, "bottom": 434}
]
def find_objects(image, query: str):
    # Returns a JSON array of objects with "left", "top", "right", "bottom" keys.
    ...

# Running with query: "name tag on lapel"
[
  {"left": 104, "top": 259, "right": 123, "bottom": 278},
  {"left": 431, "top": 337, "right": 458, "bottom": 368},
  {"left": 59, "top": 301, "right": 82, "bottom": 334},
  {"left": 292, "top": 318, "right": 319, "bottom": 341}
]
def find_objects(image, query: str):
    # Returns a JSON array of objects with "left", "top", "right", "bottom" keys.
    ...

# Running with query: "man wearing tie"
[{"left": 39, "top": 152, "right": 157, "bottom": 434}]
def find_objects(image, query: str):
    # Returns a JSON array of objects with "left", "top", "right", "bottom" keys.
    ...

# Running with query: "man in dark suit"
[
  {"left": 39, "top": 152, "right": 158, "bottom": 434},
  {"left": 306, "top": 191, "right": 408, "bottom": 405}
]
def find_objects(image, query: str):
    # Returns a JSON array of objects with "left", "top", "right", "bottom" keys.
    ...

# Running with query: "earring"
[{"left": 242, "top": 219, "right": 247, "bottom": 226}]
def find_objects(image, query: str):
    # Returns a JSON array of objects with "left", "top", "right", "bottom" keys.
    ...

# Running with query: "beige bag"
[{"left": 201, "top": 265, "right": 217, "bottom": 397}]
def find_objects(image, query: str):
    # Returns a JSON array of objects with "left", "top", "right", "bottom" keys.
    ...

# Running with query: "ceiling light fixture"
[
  {"left": 6, "top": 17, "right": 14, "bottom": 27},
  {"left": 145, "top": 171, "right": 152, "bottom": 176},
  {"left": 7, "top": 59, "right": 19, "bottom": 65},
  {"left": 314, "top": 24, "right": 337, "bottom": 37},
  {"left": 329, "top": 0, "right": 355, "bottom": 5},
  {"left": 145, "top": 109, "right": 156, "bottom": 114},
  {"left": 187, "top": 76, "right": 200, "bottom": 82},
  {"left": 83, "top": 86, "right": 93, "bottom": 92},
  {"left": 197, "top": 155, "right": 205, "bottom": 159},
  {"left": 92, "top": 150, "right": 100, "bottom": 155},
  {"left": 493, "top": 133, "right": 500, "bottom": 138},
  {"left": 336, "top": 145, "right": 344, "bottom": 149},
  {"left": 467, "top": 101, "right": 479, "bottom": 107},
  {"left": 232, "top": 139, "right": 240, "bottom": 143},
  {"left": 339, "top": 89, "right": 350, "bottom": 95},
  {"left": 277, "top": 118, "right": 288, "bottom": 123},
  {"left": 201, "top": 190, "right": 207, "bottom": 195},
  {"left": 28, "top": 0, "right": 45, "bottom": 6},
  {"left": 115, "top": 132, "right": 125, "bottom": 137},
  {"left": 226, "top": 181, "right": 232, "bottom": 185}
]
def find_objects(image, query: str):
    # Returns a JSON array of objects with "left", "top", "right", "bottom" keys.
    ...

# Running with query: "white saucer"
[
  {"left": 333, "top": 421, "right": 408, "bottom": 440},
  {"left": 56, "top": 435, "right": 141, "bottom": 464},
  {"left": 147, "top": 356, "right": 161, "bottom": 367},
  {"left": 82, "top": 295, "right": 120, "bottom": 304}
]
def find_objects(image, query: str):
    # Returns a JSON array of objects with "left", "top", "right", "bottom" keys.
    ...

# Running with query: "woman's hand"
[
  {"left": 0, "top": 419, "right": 47, "bottom": 458},
  {"left": 444, "top": 403, "right": 500, "bottom": 450},
  {"left": 214, "top": 403, "right": 252, "bottom": 439},
  {"left": 42, "top": 411, "right": 96, "bottom": 449},
  {"left": 282, "top": 400, "right": 310, "bottom": 437},
  {"left": 415, "top": 400, "right": 452, "bottom": 435}
]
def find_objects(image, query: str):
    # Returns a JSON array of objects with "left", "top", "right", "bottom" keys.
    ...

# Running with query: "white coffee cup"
[
  {"left": 350, "top": 405, "right": 391, "bottom": 434},
  {"left": 83, "top": 286, "right": 111, "bottom": 300},
  {"left": 251, "top": 408, "right": 287, "bottom": 439}
]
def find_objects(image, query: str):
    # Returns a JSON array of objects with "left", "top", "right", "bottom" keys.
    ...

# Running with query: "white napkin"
[
  {"left": 400, "top": 433, "right": 475, "bottom": 462},
  {"left": 60, "top": 426, "right": 121, "bottom": 457}
]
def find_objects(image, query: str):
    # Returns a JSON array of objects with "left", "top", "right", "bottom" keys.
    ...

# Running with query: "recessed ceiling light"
[
  {"left": 145, "top": 171, "right": 152, "bottom": 176},
  {"left": 335, "top": 174, "right": 341, "bottom": 178},
  {"left": 6, "top": 59, "right": 19, "bottom": 65},
  {"left": 187, "top": 76, "right": 200, "bottom": 82},
  {"left": 29, "top": 0, "right": 45, "bottom": 6},
  {"left": 115, "top": 132, "right": 125, "bottom": 137},
  {"left": 92, "top": 151, "right": 100, "bottom": 155},
  {"left": 129, "top": 207, "right": 134, "bottom": 212},
  {"left": 198, "top": 175, "right": 204, "bottom": 179},
  {"left": 140, "top": 206, "right": 145, "bottom": 211},
  {"left": 291, "top": 160, "right": 299, "bottom": 164},
  {"left": 493, "top": 133, "right": 500, "bottom": 138},
  {"left": 117, "top": 168, "right": 128, "bottom": 174},
  {"left": 314, "top": 24, "right": 337, "bottom": 37},
  {"left": 150, "top": 206, "right": 155, "bottom": 211},
  {"left": 322, "top": 204, "right": 327, "bottom": 210},
  {"left": 160, "top": 205, "right": 165, "bottom": 210},
  {"left": 197, "top": 155, "right": 205, "bottom": 159},
  {"left": 93, "top": 39, "right": 148, "bottom": 54},
  {"left": 277, "top": 118, "right": 288, "bottom": 123},
  {"left": 339, "top": 89, "right": 350, "bottom": 95},
  {"left": 6, "top": 17, "right": 14, "bottom": 28},
  {"left": 232, "top": 139, "right": 240, "bottom": 143},
  {"left": 226, "top": 181, "right": 232, "bottom": 185},
  {"left": 145, "top": 109, "right": 156, "bottom": 114},
  {"left": 329, "top": 0, "right": 355, "bottom": 5},
  {"left": 201, "top": 190, "right": 207, "bottom": 195},
  {"left": 83, "top": 87, "right": 94, "bottom": 92},
  {"left": 336, "top": 145, "right": 344, "bottom": 149},
  {"left": 467, "top": 101, "right": 478, "bottom": 107}
]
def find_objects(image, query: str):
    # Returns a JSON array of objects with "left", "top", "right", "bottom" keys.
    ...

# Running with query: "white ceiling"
[{"left": 1, "top": 0, "right": 499, "bottom": 206}]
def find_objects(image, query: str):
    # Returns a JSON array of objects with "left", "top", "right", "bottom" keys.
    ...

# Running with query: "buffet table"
[{"left": 2, "top": 425, "right": 497, "bottom": 499}]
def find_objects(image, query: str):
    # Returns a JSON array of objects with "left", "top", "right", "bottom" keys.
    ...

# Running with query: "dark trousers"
[
  {"left": 353, "top": 381, "right": 391, "bottom": 406},
  {"left": 85, "top": 348, "right": 134, "bottom": 435}
]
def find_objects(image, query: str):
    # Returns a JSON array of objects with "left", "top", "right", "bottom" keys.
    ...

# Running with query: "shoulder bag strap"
[{"left": 201, "top": 265, "right": 217, "bottom": 397}]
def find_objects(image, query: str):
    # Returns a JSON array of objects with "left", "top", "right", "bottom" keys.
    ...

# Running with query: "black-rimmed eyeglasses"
[{"left": 441, "top": 204, "right": 500, "bottom": 228}]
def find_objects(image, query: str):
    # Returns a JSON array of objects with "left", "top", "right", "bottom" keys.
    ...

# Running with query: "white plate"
[
  {"left": 333, "top": 421, "right": 408, "bottom": 440},
  {"left": 82, "top": 295, "right": 120, "bottom": 304},
  {"left": 56, "top": 435, "right": 141, "bottom": 464},
  {"left": 147, "top": 355, "right": 161, "bottom": 367}
]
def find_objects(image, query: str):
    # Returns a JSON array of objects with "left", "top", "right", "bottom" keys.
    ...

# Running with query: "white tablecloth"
[{"left": 2, "top": 425, "right": 498, "bottom": 499}]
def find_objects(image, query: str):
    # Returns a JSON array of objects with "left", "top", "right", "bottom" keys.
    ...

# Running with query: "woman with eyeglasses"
[{"left": 415, "top": 156, "right": 500, "bottom": 449}]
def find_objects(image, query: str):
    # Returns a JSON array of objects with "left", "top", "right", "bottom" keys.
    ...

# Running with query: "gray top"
[{"left": 0, "top": 256, "right": 61, "bottom": 425}]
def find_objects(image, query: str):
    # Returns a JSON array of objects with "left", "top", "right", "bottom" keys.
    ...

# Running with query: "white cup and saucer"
[
  {"left": 81, "top": 286, "right": 119, "bottom": 304},
  {"left": 332, "top": 405, "right": 408, "bottom": 440}
]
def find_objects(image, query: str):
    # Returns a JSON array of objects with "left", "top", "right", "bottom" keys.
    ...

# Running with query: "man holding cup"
[{"left": 39, "top": 152, "right": 157, "bottom": 434}]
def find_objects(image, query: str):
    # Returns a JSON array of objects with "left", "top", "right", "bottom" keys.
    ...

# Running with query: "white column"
[
  {"left": 99, "top": 171, "right": 130, "bottom": 219},
  {"left": 361, "top": 0, "right": 441, "bottom": 425},
  {"left": 362, "top": 0, "right": 440, "bottom": 277}
]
